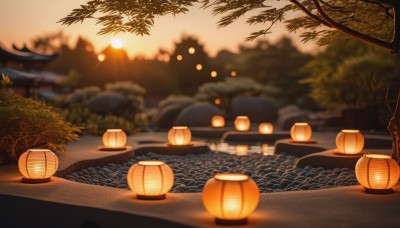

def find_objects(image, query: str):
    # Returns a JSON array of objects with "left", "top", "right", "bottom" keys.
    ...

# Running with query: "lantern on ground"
[
  {"left": 211, "top": 115, "right": 225, "bottom": 128},
  {"left": 18, "top": 149, "right": 58, "bottom": 183},
  {"left": 336, "top": 130, "right": 364, "bottom": 155},
  {"left": 168, "top": 126, "right": 192, "bottom": 146},
  {"left": 127, "top": 161, "right": 174, "bottom": 199},
  {"left": 203, "top": 173, "right": 259, "bottom": 225},
  {"left": 235, "top": 116, "right": 250, "bottom": 131},
  {"left": 258, "top": 122, "right": 273, "bottom": 134},
  {"left": 236, "top": 145, "right": 249, "bottom": 156},
  {"left": 290, "top": 123, "right": 312, "bottom": 142},
  {"left": 102, "top": 129, "right": 127, "bottom": 149},
  {"left": 355, "top": 154, "right": 399, "bottom": 194}
]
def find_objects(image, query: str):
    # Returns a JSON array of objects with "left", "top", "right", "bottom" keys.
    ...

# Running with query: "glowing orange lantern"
[
  {"left": 102, "top": 129, "right": 127, "bottom": 150},
  {"left": 355, "top": 154, "right": 400, "bottom": 194},
  {"left": 235, "top": 145, "right": 249, "bottom": 156},
  {"left": 211, "top": 115, "right": 225, "bottom": 128},
  {"left": 18, "top": 149, "right": 58, "bottom": 183},
  {"left": 168, "top": 126, "right": 192, "bottom": 146},
  {"left": 203, "top": 173, "right": 260, "bottom": 225},
  {"left": 258, "top": 122, "right": 273, "bottom": 134},
  {"left": 235, "top": 116, "right": 250, "bottom": 131},
  {"left": 127, "top": 161, "right": 174, "bottom": 199},
  {"left": 290, "top": 123, "right": 312, "bottom": 142},
  {"left": 336, "top": 129, "right": 364, "bottom": 155}
]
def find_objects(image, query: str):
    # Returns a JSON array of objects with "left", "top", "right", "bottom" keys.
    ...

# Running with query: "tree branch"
[
  {"left": 312, "top": 0, "right": 395, "bottom": 51},
  {"left": 289, "top": 0, "right": 331, "bottom": 27}
]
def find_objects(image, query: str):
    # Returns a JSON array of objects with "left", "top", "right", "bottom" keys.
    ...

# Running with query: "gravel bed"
[{"left": 66, "top": 152, "right": 358, "bottom": 193}]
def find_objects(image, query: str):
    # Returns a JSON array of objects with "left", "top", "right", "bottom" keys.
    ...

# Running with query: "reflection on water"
[{"left": 208, "top": 142, "right": 275, "bottom": 156}]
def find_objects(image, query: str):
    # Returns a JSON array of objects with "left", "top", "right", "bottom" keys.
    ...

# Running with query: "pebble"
[{"left": 66, "top": 152, "right": 357, "bottom": 193}]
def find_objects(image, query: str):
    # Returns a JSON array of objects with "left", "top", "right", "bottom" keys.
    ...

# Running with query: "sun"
[{"left": 111, "top": 38, "right": 123, "bottom": 49}]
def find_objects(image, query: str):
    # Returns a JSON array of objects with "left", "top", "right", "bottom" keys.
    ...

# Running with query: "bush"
[{"left": 0, "top": 83, "right": 80, "bottom": 162}]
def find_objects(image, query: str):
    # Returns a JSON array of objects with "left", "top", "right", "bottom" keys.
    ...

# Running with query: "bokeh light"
[
  {"left": 97, "top": 54, "right": 106, "bottom": 62},
  {"left": 177, "top": 55, "right": 183, "bottom": 61},
  {"left": 188, "top": 47, "right": 195, "bottom": 54},
  {"left": 196, "top": 64, "right": 203, "bottom": 70},
  {"left": 211, "top": 70, "right": 217, "bottom": 77}
]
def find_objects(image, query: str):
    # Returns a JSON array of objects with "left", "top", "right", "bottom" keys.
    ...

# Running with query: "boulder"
[
  {"left": 175, "top": 103, "right": 222, "bottom": 127},
  {"left": 151, "top": 103, "right": 190, "bottom": 129},
  {"left": 86, "top": 91, "right": 130, "bottom": 115},
  {"left": 229, "top": 96, "right": 278, "bottom": 123}
]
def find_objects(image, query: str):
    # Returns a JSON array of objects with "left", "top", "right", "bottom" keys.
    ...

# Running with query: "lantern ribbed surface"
[
  {"left": 211, "top": 115, "right": 225, "bottom": 128},
  {"left": 18, "top": 149, "right": 58, "bottom": 181},
  {"left": 259, "top": 122, "right": 273, "bottom": 134},
  {"left": 127, "top": 161, "right": 174, "bottom": 199},
  {"left": 336, "top": 130, "right": 364, "bottom": 154},
  {"left": 102, "top": 129, "right": 127, "bottom": 148},
  {"left": 290, "top": 123, "right": 312, "bottom": 142},
  {"left": 356, "top": 154, "right": 400, "bottom": 191},
  {"left": 202, "top": 173, "right": 259, "bottom": 224},
  {"left": 168, "top": 126, "right": 192, "bottom": 145},
  {"left": 235, "top": 116, "right": 250, "bottom": 131}
]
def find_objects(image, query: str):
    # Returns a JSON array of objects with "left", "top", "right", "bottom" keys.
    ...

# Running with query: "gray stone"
[
  {"left": 175, "top": 103, "right": 222, "bottom": 127},
  {"left": 229, "top": 96, "right": 278, "bottom": 123},
  {"left": 86, "top": 91, "right": 131, "bottom": 115}
]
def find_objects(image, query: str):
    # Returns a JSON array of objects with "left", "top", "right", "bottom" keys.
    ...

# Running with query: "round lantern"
[
  {"left": 236, "top": 145, "right": 249, "bottom": 156},
  {"left": 290, "top": 123, "right": 312, "bottom": 142},
  {"left": 202, "top": 173, "right": 260, "bottom": 225},
  {"left": 355, "top": 154, "right": 400, "bottom": 194},
  {"left": 127, "top": 161, "right": 174, "bottom": 199},
  {"left": 235, "top": 116, "right": 250, "bottom": 131},
  {"left": 258, "top": 122, "right": 273, "bottom": 134},
  {"left": 211, "top": 115, "right": 225, "bottom": 128},
  {"left": 18, "top": 149, "right": 58, "bottom": 183},
  {"left": 102, "top": 129, "right": 127, "bottom": 149},
  {"left": 336, "top": 130, "right": 364, "bottom": 155},
  {"left": 168, "top": 126, "right": 192, "bottom": 146}
]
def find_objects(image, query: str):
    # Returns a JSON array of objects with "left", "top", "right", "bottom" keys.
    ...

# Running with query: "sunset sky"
[{"left": 0, "top": 0, "right": 318, "bottom": 58}]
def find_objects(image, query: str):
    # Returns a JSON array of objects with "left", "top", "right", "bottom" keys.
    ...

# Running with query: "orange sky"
[{"left": 0, "top": 0, "right": 319, "bottom": 58}]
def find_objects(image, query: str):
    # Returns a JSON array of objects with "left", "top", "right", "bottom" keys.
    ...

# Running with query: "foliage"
[
  {"left": 61, "top": 104, "right": 136, "bottom": 135},
  {"left": 305, "top": 41, "right": 400, "bottom": 109},
  {"left": 60, "top": 0, "right": 394, "bottom": 48},
  {"left": 158, "top": 95, "right": 195, "bottom": 110},
  {"left": 231, "top": 37, "right": 312, "bottom": 105},
  {"left": 66, "top": 86, "right": 101, "bottom": 104},
  {"left": 0, "top": 86, "right": 80, "bottom": 161}
]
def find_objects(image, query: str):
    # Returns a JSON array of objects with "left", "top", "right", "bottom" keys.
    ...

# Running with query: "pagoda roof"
[
  {"left": 0, "top": 67, "right": 37, "bottom": 82},
  {"left": 0, "top": 43, "right": 58, "bottom": 62}
]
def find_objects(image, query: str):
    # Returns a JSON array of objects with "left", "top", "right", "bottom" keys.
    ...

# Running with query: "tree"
[
  {"left": 60, "top": 0, "right": 400, "bottom": 53},
  {"left": 168, "top": 35, "right": 214, "bottom": 95},
  {"left": 233, "top": 37, "right": 312, "bottom": 106}
]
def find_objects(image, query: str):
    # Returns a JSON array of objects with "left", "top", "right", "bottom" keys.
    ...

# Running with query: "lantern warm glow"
[
  {"left": 127, "top": 161, "right": 174, "bottom": 199},
  {"left": 18, "top": 149, "right": 58, "bottom": 183},
  {"left": 168, "top": 126, "right": 192, "bottom": 146},
  {"left": 336, "top": 130, "right": 364, "bottom": 154},
  {"left": 235, "top": 116, "right": 251, "bottom": 131},
  {"left": 236, "top": 145, "right": 249, "bottom": 156},
  {"left": 355, "top": 154, "right": 400, "bottom": 194},
  {"left": 290, "top": 123, "right": 312, "bottom": 142},
  {"left": 258, "top": 122, "right": 273, "bottom": 134},
  {"left": 102, "top": 129, "right": 127, "bottom": 149},
  {"left": 203, "top": 173, "right": 260, "bottom": 225},
  {"left": 211, "top": 115, "right": 225, "bottom": 128}
]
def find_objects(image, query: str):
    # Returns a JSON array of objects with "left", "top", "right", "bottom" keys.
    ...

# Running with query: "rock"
[
  {"left": 175, "top": 103, "right": 222, "bottom": 127},
  {"left": 86, "top": 91, "right": 131, "bottom": 115},
  {"left": 150, "top": 103, "right": 190, "bottom": 129},
  {"left": 229, "top": 96, "right": 278, "bottom": 123}
]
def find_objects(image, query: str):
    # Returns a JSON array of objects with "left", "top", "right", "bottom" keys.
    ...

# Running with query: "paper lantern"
[
  {"left": 258, "top": 122, "right": 273, "bottom": 134},
  {"left": 336, "top": 130, "right": 364, "bottom": 154},
  {"left": 290, "top": 123, "right": 312, "bottom": 142},
  {"left": 355, "top": 154, "right": 399, "bottom": 194},
  {"left": 211, "top": 115, "right": 225, "bottom": 128},
  {"left": 102, "top": 129, "right": 127, "bottom": 149},
  {"left": 168, "top": 126, "right": 192, "bottom": 146},
  {"left": 203, "top": 173, "right": 259, "bottom": 225},
  {"left": 18, "top": 149, "right": 58, "bottom": 183},
  {"left": 127, "top": 161, "right": 174, "bottom": 199},
  {"left": 235, "top": 116, "right": 250, "bottom": 131},
  {"left": 236, "top": 145, "right": 249, "bottom": 156}
]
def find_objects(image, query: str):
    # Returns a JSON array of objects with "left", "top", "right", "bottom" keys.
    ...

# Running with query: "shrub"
[{"left": 0, "top": 77, "right": 81, "bottom": 162}]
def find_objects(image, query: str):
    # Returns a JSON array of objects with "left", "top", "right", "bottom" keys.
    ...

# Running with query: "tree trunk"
[{"left": 386, "top": 87, "right": 400, "bottom": 164}]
